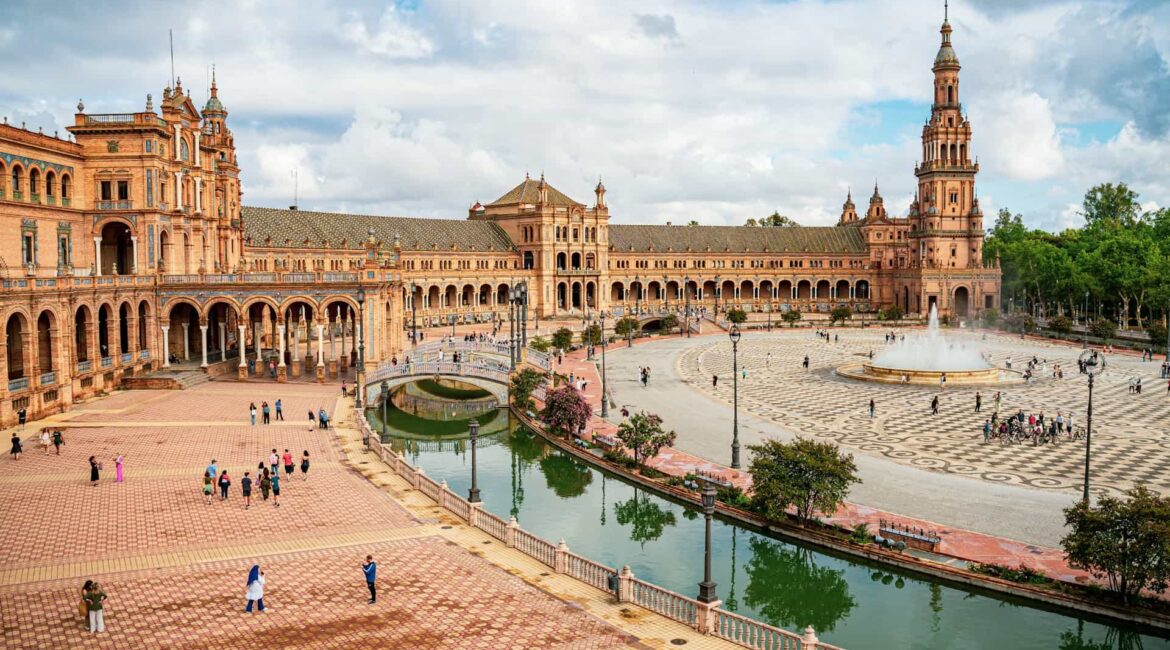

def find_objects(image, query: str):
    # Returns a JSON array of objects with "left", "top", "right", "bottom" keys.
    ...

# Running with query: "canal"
[{"left": 368, "top": 384, "right": 1169, "bottom": 650}]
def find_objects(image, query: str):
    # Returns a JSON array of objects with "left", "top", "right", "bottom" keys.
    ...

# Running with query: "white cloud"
[
  {"left": 341, "top": 5, "right": 434, "bottom": 59},
  {"left": 974, "top": 91, "right": 1063, "bottom": 182}
]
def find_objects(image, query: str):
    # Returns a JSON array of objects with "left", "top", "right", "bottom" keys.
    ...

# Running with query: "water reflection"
[
  {"left": 614, "top": 489, "right": 677, "bottom": 547},
  {"left": 539, "top": 453, "right": 593, "bottom": 498},
  {"left": 743, "top": 538, "right": 857, "bottom": 634}
]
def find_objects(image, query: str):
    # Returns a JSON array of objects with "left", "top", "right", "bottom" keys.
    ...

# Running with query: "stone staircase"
[{"left": 121, "top": 369, "right": 210, "bottom": 391}]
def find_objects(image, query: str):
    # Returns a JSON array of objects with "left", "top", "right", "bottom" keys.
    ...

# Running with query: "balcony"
[
  {"left": 62, "top": 198, "right": 71, "bottom": 208},
  {"left": 100, "top": 356, "right": 113, "bottom": 368},
  {"left": 121, "top": 352, "right": 133, "bottom": 364},
  {"left": 139, "top": 349, "right": 150, "bottom": 360},
  {"left": 12, "top": 190, "right": 23, "bottom": 201},
  {"left": 8, "top": 377, "right": 29, "bottom": 392},
  {"left": 77, "top": 360, "right": 92, "bottom": 373},
  {"left": 45, "top": 196, "right": 56, "bottom": 206},
  {"left": 96, "top": 200, "right": 133, "bottom": 210},
  {"left": 83, "top": 113, "right": 136, "bottom": 124},
  {"left": 30, "top": 193, "right": 40, "bottom": 204},
  {"left": 39, "top": 371, "right": 56, "bottom": 386},
  {"left": 555, "top": 267, "right": 600, "bottom": 276}
]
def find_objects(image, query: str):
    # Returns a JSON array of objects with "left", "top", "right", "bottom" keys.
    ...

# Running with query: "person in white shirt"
[{"left": 245, "top": 565, "right": 267, "bottom": 613}]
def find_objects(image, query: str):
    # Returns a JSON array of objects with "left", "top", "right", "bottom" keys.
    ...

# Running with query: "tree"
[
  {"left": 829, "top": 305, "right": 852, "bottom": 325},
  {"left": 687, "top": 220, "right": 700, "bottom": 226},
  {"left": 746, "top": 211, "right": 800, "bottom": 227},
  {"left": 1081, "top": 182, "right": 1141, "bottom": 230},
  {"left": 529, "top": 336, "right": 552, "bottom": 353},
  {"left": 614, "top": 316, "right": 639, "bottom": 337},
  {"left": 539, "top": 384, "right": 593, "bottom": 438},
  {"left": 552, "top": 327, "right": 574, "bottom": 351},
  {"left": 1148, "top": 321, "right": 1168, "bottom": 354},
  {"left": 1089, "top": 318, "right": 1116, "bottom": 340},
  {"left": 877, "top": 305, "right": 904, "bottom": 321},
  {"left": 615, "top": 411, "right": 677, "bottom": 468},
  {"left": 781, "top": 310, "right": 802, "bottom": 327},
  {"left": 1048, "top": 315, "right": 1072, "bottom": 335},
  {"left": 1061, "top": 484, "right": 1170, "bottom": 604},
  {"left": 659, "top": 313, "right": 678, "bottom": 333},
  {"left": 509, "top": 367, "right": 546, "bottom": 411},
  {"left": 581, "top": 323, "right": 603, "bottom": 347},
  {"left": 747, "top": 438, "right": 860, "bottom": 524},
  {"left": 979, "top": 307, "right": 1000, "bottom": 327},
  {"left": 726, "top": 308, "right": 748, "bottom": 324}
]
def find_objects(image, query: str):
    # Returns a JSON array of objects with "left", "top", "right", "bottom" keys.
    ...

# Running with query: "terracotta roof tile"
[
  {"left": 608, "top": 224, "right": 867, "bottom": 254},
  {"left": 488, "top": 178, "right": 581, "bottom": 207},
  {"left": 241, "top": 206, "right": 515, "bottom": 252}
]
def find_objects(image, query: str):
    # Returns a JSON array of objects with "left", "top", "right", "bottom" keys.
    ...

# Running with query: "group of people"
[
  {"left": 814, "top": 330, "right": 839, "bottom": 343},
  {"left": 202, "top": 449, "right": 310, "bottom": 507},
  {"left": 247, "top": 399, "right": 284, "bottom": 425},
  {"left": 982, "top": 409, "right": 1077, "bottom": 445}
]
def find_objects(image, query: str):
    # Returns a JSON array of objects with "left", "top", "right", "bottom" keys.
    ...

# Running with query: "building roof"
[
  {"left": 609, "top": 224, "right": 868, "bottom": 254},
  {"left": 241, "top": 206, "right": 515, "bottom": 252},
  {"left": 488, "top": 176, "right": 582, "bottom": 207}
]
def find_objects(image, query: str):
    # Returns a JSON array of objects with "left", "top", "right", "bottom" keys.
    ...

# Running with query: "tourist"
[
  {"left": 9, "top": 433, "right": 21, "bottom": 460},
  {"left": 262, "top": 401, "right": 271, "bottom": 424},
  {"left": 275, "top": 399, "right": 284, "bottom": 421},
  {"left": 269, "top": 450, "right": 279, "bottom": 477},
  {"left": 17, "top": 406, "right": 26, "bottom": 429},
  {"left": 269, "top": 359, "right": 277, "bottom": 378},
  {"left": 245, "top": 565, "right": 267, "bottom": 613},
  {"left": 271, "top": 471, "right": 281, "bottom": 507},
  {"left": 207, "top": 459, "right": 219, "bottom": 484},
  {"left": 85, "top": 581, "right": 107, "bottom": 632},
  {"left": 249, "top": 402, "right": 257, "bottom": 426},
  {"left": 300, "top": 450, "right": 310, "bottom": 480},
  {"left": 114, "top": 454, "right": 124, "bottom": 483},
  {"left": 362, "top": 555, "right": 377, "bottom": 604},
  {"left": 242, "top": 472, "right": 253, "bottom": 509},
  {"left": 79, "top": 580, "right": 92, "bottom": 628},
  {"left": 52, "top": 429, "right": 63, "bottom": 455},
  {"left": 260, "top": 469, "right": 271, "bottom": 501},
  {"left": 39, "top": 429, "right": 50, "bottom": 454},
  {"left": 712, "top": 375, "right": 718, "bottom": 388},
  {"left": 89, "top": 456, "right": 101, "bottom": 486},
  {"left": 939, "top": 373, "right": 947, "bottom": 389},
  {"left": 341, "top": 381, "right": 348, "bottom": 397},
  {"left": 983, "top": 419, "right": 991, "bottom": 443},
  {"left": 318, "top": 409, "right": 329, "bottom": 429},
  {"left": 308, "top": 410, "right": 316, "bottom": 431},
  {"left": 282, "top": 449, "right": 294, "bottom": 478},
  {"left": 202, "top": 471, "right": 213, "bottom": 504},
  {"left": 930, "top": 395, "right": 939, "bottom": 415},
  {"left": 802, "top": 355, "right": 809, "bottom": 369},
  {"left": 218, "top": 470, "right": 232, "bottom": 500},
  {"left": 868, "top": 399, "right": 875, "bottom": 418},
  {"left": 766, "top": 352, "right": 772, "bottom": 367}
]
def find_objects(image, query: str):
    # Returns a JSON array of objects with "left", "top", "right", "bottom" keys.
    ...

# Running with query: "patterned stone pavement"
[
  {"left": 0, "top": 380, "right": 730, "bottom": 649},
  {"left": 679, "top": 329, "right": 1170, "bottom": 496}
]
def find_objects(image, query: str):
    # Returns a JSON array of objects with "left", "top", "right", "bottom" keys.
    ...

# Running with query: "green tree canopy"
[
  {"left": 614, "top": 316, "right": 639, "bottom": 337},
  {"left": 746, "top": 211, "right": 800, "bottom": 227},
  {"left": 748, "top": 437, "right": 861, "bottom": 524},
  {"left": 552, "top": 327, "right": 574, "bottom": 351},
  {"left": 726, "top": 308, "right": 748, "bottom": 324},
  {"left": 615, "top": 411, "right": 677, "bottom": 468},
  {"left": 509, "top": 368, "right": 546, "bottom": 411}
]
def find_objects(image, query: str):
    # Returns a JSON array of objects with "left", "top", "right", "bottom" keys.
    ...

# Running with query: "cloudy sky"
[{"left": 3, "top": 0, "right": 1169, "bottom": 231}]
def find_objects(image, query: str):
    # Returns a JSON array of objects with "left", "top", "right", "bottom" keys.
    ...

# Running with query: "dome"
[{"left": 203, "top": 96, "right": 225, "bottom": 114}]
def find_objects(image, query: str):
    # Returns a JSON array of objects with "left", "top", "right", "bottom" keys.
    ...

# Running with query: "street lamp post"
[
  {"left": 714, "top": 275, "right": 721, "bottom": 315},
  {"left": 599, "top": 311, "right": 609, "bottom": 418},
  {"left": 519, "top": 282, "right": 529, "bottom": 349},
  {"left": 508, "top": 285, "right": 517, "bottom": 370},
  {"left": 1083, "top": 291, "right": 1089, "bottom": 348},
  {"left": 355, "top": 286, "right": 366, "bottom": 409},
  {"left": 468, "top": 419, "right": 482, "bottom": 503},
  {"left": 729, "top": 325, "right": 742, "bottom": 469},
  {"left": 379, "top": 381, "right": 389, "bottom": 440},
  {"left": 684, "top": 276, "right": 691, "bottom": 338},
  {"left": 1079, "top": 349, "right": 1106, "bottom": 503},
  {"left": 697, "top": 483, "right": 719, "bottom": 603},
  {"left": 410, "top": 283, "right": 418, "bottom": 345}
]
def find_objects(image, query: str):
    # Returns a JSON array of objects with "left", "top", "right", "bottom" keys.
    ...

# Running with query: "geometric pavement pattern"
[
  {"left": 679, "top": 329, "right": 1170, "bottom": 497},
  {"left": 0, "top": 382, "right": 650, "bottom": 649}
]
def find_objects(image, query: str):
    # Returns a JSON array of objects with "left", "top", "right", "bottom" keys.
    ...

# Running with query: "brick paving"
[{"left": 0, "top": 380, "right": 727, "bottom": 649}]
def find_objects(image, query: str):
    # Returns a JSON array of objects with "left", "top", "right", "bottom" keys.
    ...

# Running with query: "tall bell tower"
[{"left": 912, "top": 3, "right": 983, "bottom": 270}]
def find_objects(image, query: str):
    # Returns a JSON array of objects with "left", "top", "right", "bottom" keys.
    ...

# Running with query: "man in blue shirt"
[
  {"left": 362, "top": 555, "right": 377, "bottom": 604},
  {"left": 206, "top": 459, "right": 218, "bottom": 483}
]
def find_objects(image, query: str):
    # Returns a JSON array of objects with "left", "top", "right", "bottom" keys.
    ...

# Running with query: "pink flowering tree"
[{"left": 540, "top": 385, "right": 593, "bottom": 438}]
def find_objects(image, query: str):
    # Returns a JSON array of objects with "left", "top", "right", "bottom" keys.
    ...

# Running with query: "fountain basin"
[{"left": 836, "top": 362, "right": 1023, "bottom": 386}]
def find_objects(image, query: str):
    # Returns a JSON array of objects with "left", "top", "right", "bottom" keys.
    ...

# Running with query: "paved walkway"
[
  {"left": 547, "top": 331, "right": 1151, "bottom": 588},
  {"left": 0, "top": 380, "right": 736, "bottom": 649}
]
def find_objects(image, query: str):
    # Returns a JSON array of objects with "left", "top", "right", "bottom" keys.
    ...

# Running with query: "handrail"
[
  {"left": 628, "top": 578, "right": 699, "bottom": 628},
  {"left": 712, "top": 608, "right": 802, "bottom": 650}
]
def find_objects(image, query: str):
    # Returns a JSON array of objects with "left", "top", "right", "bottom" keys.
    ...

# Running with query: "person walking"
[
  {"left": 218, "top": 470, "right": 232, "bottom": 500},
  {"left": 271, "top": 471, "right": 281, "bottom": 507},
  {"left": 300, "top": 450, "right": 310, "bottom": 481},
  {"left": 975, "top": 391, "right": 982, "bottom": 413},
  {"left": 207, "top": 459, "right": 219, "bottom": 485},
  {"left": 52, "top": 429, "right": 63, "bottom": 455},
  {"left": 930, "top": 395, "right": 940, "bottom": 415},
  {"left": 262, "top": 402, "right": 271, "bottom": 425},
  {"left": 282, "top": 449, "right": 294, "bottom": 478},
  {"left": 89, "top": 456, "right": 101, "bottom": 486},
  {"left": 85, "top": 581, "right": 107, "bottom": 633},
  {"left": 318, "top": 408, "right": 329, "bottom": 430},
  {"left": 307, "top": 410, "right": 316, "bottom": 431},
  {"left": 259, "top": 469, "right": 271, "bottom": 501},
  {"left": 17, "top": 407, "right": 27, "bottom": 430},
  {"left": 114, "top": 454, "right": 124, "bottom": 483},
  {"left": 269, "top": 450, "right": 279, "bottom": 478},
  {"left": 245, "top": 565, "right": 266, "bottom": 613},
  {"left": 362, "top": 555, "right": 377, "bottom": 604},
  {"left": 241, "top": 472, "right": 253, "bottom": 509},
  {"left": 983, "top": 418, "right": 991, "bottom": 444},
  {"left": 10, "top": 433, "right": 22, "bottom": 460},
  {"left": 712, "top": 375, "right": 718, "bottom": 388},
  {"left": 249, "top": 403, "right": 258, "bottom": 426},
  {"left": 275, "top": 399, "right": 284, "bottom": 421},
  {"left": 79, "top": 581, "right": 92, "bottom": 628},
  {"left": 203, "top": 471, "right": 214, "bottom": 504},
  {"left": 868, "top": 399, "right": 875, "bottom": 418},
  {"left": 40, "top": 429, "right": 50, "bottom": 454},
  {"left": 802, "top": 355, "right": 809, "bottom": 369}
]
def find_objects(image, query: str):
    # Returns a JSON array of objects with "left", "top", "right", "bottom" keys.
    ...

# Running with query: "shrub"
[
  {"left": 1147, "top": 321, "right": 1168, "bottom": 352},
  {"left": 1048, "top": 315, "right": 1073, "bottom": 335},
  {"left": 726, "top": 308, "right": 748, "bottom": 324},
  {"left": 979, "top": 307, "right": 1000, "bottom": 327},
  {"left": 529, "top": 336, "right": 552, "bottom": 353},
  {"left": 781, "top": 310, "right": 803, "bottom": 327},
  {"left": 551, "top": 327, "right": 574, "bottom": 351},
  {"left": 539, "top": 385, "right": 593, "bottom": 438},
  {"left": 615, "top": 412, "right": 677, "bottom": 468},
  {"left": 969, "top": 563, "right": 1050, "bottom": 585},
  {"left": 849, "top": 523, "right": 871, "bottom": 545},
  {"left": 878, "top": 305, "right": 904, "bottom": 321},
  {"left": 614, "top": 316, "right": 639, "bottom": 337},
  {"left": 1088, "top": 318, "right": 1116, "bottom": 340},
  {"left": 509, "top": 368, "right": 546, "bottom": 411},
  {"left": 830, "top": 305, "right": 852, "bottom": 325}
]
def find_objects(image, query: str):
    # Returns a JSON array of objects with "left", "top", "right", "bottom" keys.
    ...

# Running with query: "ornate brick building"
[{"left": 0, "top": 17, "right": 997, "bottom": 425}]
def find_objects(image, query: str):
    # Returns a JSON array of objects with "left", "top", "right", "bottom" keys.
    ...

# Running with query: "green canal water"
[{"left": 367, "top": 388, "right": 1170, "bottom": 650}]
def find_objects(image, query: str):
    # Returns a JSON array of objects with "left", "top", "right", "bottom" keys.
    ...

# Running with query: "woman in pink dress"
[{"left": 114, "top": 454, "right": 124, "bottom": 483}]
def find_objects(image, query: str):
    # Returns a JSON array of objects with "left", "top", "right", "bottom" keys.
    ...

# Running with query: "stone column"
[
  {"left": 276, "top": 323, "right": 287, "bottom": 382},
  {"left": 218, "top": 322, "right": 226, "bottom": 361},
  {"left": 93, "top": 237, "right": 102, "bottom": 276},
  {"left": 199, "top": 324, "right": 209, "bottom": 368},
  {"left": 253, "top": 322, "right": 262, "bottom": 372},
  {"left": 237, "top": 322, "right": 247, "bottom": 362},
  {"left": 160, "top": 326, "right": 171, "bottom": 368},
  {"left": 181, "top": 322, "right": 190, "bottom": 360},
  {"left": 130, "top": 236, "right": 139, "bottom": 274},
  {"left": 290, "top": 318, "right": 302, "bottom": 378},
  {"left": 315, "top": 322, "right": 326, "bottom": 383}
]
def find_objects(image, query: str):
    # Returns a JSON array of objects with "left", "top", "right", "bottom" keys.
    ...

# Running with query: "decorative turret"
[
  {"left": 595, "top": 176, "right": 606, "bottom": 208},
  {"left": 838, "top": 189, "right": 858, "bottom": 225},
  {"left": 203, "top": 66, "right": 227, "bottom": 116},
  {"left": 537, "top": 172, "right": 549, "bottom": 204},
  {"left": 865, "top": 182, "right": 887, "bottom": 220}
]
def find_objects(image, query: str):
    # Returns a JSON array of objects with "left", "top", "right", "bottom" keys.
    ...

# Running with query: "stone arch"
[
  {"left": 585, "top": 281, "right": 596, "bottom": 308},
  {"left": 778, "top": 279, "right": 793, "bottom": 300},
  {"left": 647, "top": 280, "right": 662, "bottom": 301},
  {"left": 10, "top": 163, "right": 23, "bottom": 196},
  {"left": 796, "top": 279, "right": 812, "bottom": 301},
  {"left": 4, "top": 311, "right": 31, "bottom": 381},
  {"left": 99, "top": 220, "right": 135, "bottom": 275},
  {"left": 835, "top": 279, "right": 850, "bottom": 300},
  {"left": 478, "top": 283, "right": 492, "bottom": 307},
  {"left": 443, "top": 285, "right": 457, "bottom": 309},
  {"left": 461, "top": 284, "right": 475, "bottom": 308},
  {"left": 137, "top": 300, "right": 151, "bottom": 352},
  {"left": 571, "top": 252, "right": 582, "bottom": 269},
  {"left": 759, "top": 279, "right": 774, "bottom": 301},
  {"left": 495, "top": 283, "right": 509, "bottom": 306},
  {"left": 28, "top": 166, "right": 41, "bottom": 196},
  {"left": 815, "top": 279, "right": 831, "bottom": 300},
  {"left": 74, "top": 304, "right": 93, "bottom": 363},
  {"left": 427, "top": 285, "right": 441, "bottom": 310},
  {"left": 557, "top": 282, "right": 568, "bottom": 310},
  {"left": 610, "top": 281, "right": 625, "bottom": 302},
  {"left": 97, "top": 303, "right": 115, "bottom": 359},
  {"left": 60, "top": 173, "right": 71, "bottom": 201},
  {"left": 35, "top": 309, "right": 56, "bottom": 374},
  {"left": 740, "top": 279, "right": 754, "bottom": 301},
  {"left": 118, "top": 301, "right": 133, "bottom": 354},
  {"left": 556, "top": 252, "right": 567, "bottom": 271},
  {"left": 953, "top": 285, "right": 971, "bottom": 318},
  {"left": 571, "top": 281, "right": 582, "bottom": 310},
  {"left": 44, "top": 170, "right": 57, "bottom": 199},
  {"left": 856, "top": 279, "right": 871, "bottom": 300}
]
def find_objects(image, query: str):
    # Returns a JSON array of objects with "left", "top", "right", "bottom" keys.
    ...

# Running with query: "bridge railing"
[{"left": 365, "top": 361, "right": 511, "bottom": 386}]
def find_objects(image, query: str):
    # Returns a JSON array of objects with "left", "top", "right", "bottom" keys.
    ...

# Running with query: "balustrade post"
[
  {"left": 696, "top": 599, "right": 721, "bottom": 635},
  {"left": 414, "top": 466, "right": 424, "bottom": 491},
  {"left": 468, "top": 501, "right": 482, "bottom": 528},
  {"left": 802, "top": 626, "right": 821, "bottom": 649},
  {"left": 618, "top": 565, "right": 634, "bottom": 604},
  {"left": 439, "top": 479, "right": 449, "bottom": 510},
  {"left": 554, "top": 539, "right": 568, "bottom": 574},
  {"left": 505, "top": 516, "right": 518, "bottom": 548}
]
